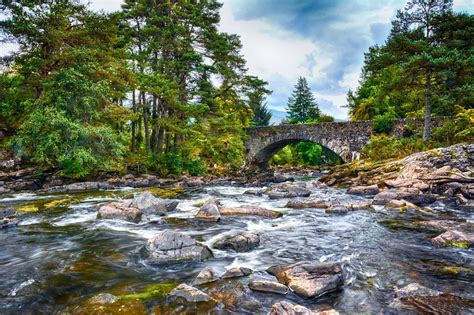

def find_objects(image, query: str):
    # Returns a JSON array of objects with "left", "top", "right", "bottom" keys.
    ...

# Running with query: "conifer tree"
[{"left": 287, "top": 77, "right": 320, "bottom": 124}]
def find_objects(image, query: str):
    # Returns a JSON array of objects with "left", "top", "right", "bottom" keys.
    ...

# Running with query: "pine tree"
[
  {"left": 246, "top": 76, "right": 272, "bottom": 126},
  {"left": 287, "top": 77, "right": 320, "bottom": 124}
]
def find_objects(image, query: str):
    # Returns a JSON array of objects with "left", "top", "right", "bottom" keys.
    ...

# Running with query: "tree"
[
  {"left": 287, "top": 77, "right": 320, "bottom": 124},
  {"left": 245, "top": 76, "right": 272, "bottom": 126},
  {"left": 391, "top": 0, "right": 453, "bottom": 140},
  {"left": 1, "top": 1, "right": 132, "bottom": 177}
]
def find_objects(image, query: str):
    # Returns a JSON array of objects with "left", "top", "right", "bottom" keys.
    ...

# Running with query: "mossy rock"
[
  {"left": 145, "top": 187, "right": 184, "bottom": 199},
  {"left": 444, "top": 240, "right": 470, "bottom": 249},
  {"left": 16, "top": 197, "right": 81, "bottom": 213},
  {"left": 119, "top": 282, "right": 179, "bottom": 300},
  {"left": 436, "top": 266, "right": 474, "bottom": 277}
]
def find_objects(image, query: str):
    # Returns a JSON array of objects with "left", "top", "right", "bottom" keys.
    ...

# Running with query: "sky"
[{"left": 2, "top": 0, "right": 473, "bottom": 121}]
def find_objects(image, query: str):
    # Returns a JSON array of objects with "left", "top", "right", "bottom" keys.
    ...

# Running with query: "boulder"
[
  {"left": 97, "top": 201, "right": 142, "bottom": 223},
  {"left": 213, "top": 232, "right": 260, "bottom": 252},
  {"left": 432, "top": 230, "right": 474, "bottom": 248},
  {"left": 131, "top": 192, "right": 178, "bottom": 215},
  {"left": 325, "top": 205, "right": 349, "bottom": 214},
  {"left": 413, "top": 220, "right": 463, "bottom": 232},
  {"left": 193, "top": 267, "right": 219, "bottom": 285},
  {"left": 373, "top": 191, "right": 399, "bottom": 205},
  {"left": 243, "top": 188, "right": 265, "bottom": 196},
  {"left": 221, "top": 266, "right": 253, "bottom": 279},
  {"left": 2, "top": 217, "right": 18, "bottom": 228},
  {"left": 88, "top": 293, "right": 118, "bottom": 305},
  {"left": 385, "top": 199, "right": 418, "bottom": 210},
  {"left": 146, "top": 230, "right": 213, "bottom": 263},
  {"left": 168, "top": 284, "right": 212, "bottom": 304},
  {"left": 347, "top": 185, "right": 380, "bottom": 196},
  {"left": 219, "top": 206, "right": 282, "bottom": 218},
  {"left": 185, "top": 177, "right": 205, "bottom": 187},
  {"left": 346, "top": 201, "right": 373, "bottom": 210},
  {"left": 268, "top": 301, "right": 315, "bottom": 315},
  {"left": 267, "top": 261, "right": 344, "bottom": 299},
  {"left": 398, "top": 192, "right": 437, "bottom": 206},
  {"left": 266, "top": 183, "right": 311, "bottom": 199},
  {"left": 285, "top": 199, "right": 330, "bottom": 209},
  {"left": 195, "top": 198, "right": 221, "bottom": 222},
  {"left": 248, "top": 280, "right": 288, "bottom": 295}
]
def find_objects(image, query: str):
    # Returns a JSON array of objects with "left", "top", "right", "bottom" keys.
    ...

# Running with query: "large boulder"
[
  {"left": 97, "top": 201, "right": 142, "bottom": 223},
  {"left": 248, "top": 280, "right": 288, "bottom": 295},
  {"left": 146, "top": 230, "right": 213, "bottom": 263},
  {"left": 373, "top": 191, "right": 399, "bottom": 205},
  {"left": 285, "top": 199, "right": 330, "bottom": 209},
  {"left": 266, "top": 183, "right": 311, "bottom": 199},
  {"left": 219, "top": 206, "right": 282, "bottom": 218},
  {"left": 168, "top": 284, "right": 212, "bottom": 304},
  {"left": 267, "top": 261, "right": 344, "bottom": 299},
  {"left": 195, "top": 198, "right": 220, "bottom": 222},
  {"left": 432, "top": 230, "right": 474, "bottom": 248},
  {"left": 213, "top": 232, "right": 260, "bottom": 252},
  {"left": 347, "top": 185, "right": 379, "bottom": 196},
  {"left": 131, "top": 192, "right": 178, "bottom": 215}
]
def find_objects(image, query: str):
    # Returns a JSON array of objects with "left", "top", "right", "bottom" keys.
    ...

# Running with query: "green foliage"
[
  {"left": 372, "top": 110, "right": 397, "bottom": 134},
  {"left": 317, "top": 114, "right": 335, "bottom": 123},
  {"left": 287, "top": 77, "right": 320, "bottom": 124},
  {"left": 361, "top": 135, "right": 429, "bottom": 161},
  {"left": 271, "top": 141, "right": 342, "bottom": 167}
]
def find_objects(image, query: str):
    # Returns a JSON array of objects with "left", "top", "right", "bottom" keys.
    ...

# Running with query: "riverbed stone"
[
  {"left": 413, "top": 220, "right": 465, "bottom": 232},
  {"left": 2, "top": 217, "right": 18, "bottom": 228},
  {"left": 267, "top": 261, "right": 344, "bottom": 299},
  {"left": 168, "top": 283, "right": 212, "bottom": 304},
  {"left": 213, "top": 232, "right": 260, "bottom": 252},
  {"left": 398, "top": 191, "right": 437, "bottom": 206},
  {"left": 221, "top": 266, "right": 253, "bottom": 279},
  {"left": 97, "top": 201, "right": 142, "bottom": 223},
  {"left": 268, "top": 301, "right": 315, "bottom": 315},
  {"left": 432, "top": 229, "right": 474, "bottom": 248},
  {"left": 373, "top": 191, "right": 399, "bottom": 205},
  {"left": 193, "top": 267, "right": 219, "bottom": 285},
  {"left": 244, "top": 188, "right": 266, "bottom": 196},
  {"left": 285, "top": 199, "right": 330, "bottom": 209},
  {"left": 325, "top": 205, "right": 349, "bottom": 214},
  {"left": 219, "top": 206, "right": 282, "bottom": 218},
  {"left": 266, "top": 183, "right": 311, "bottom": 199},
  {"left": 347, "top": 185, "right": 380, "bottom": 196},
  {"left": 195, "top": 198, "right": 221, "bottom": 222},
  {"left": 131, "top": 192, "right": 178, "bottom": 215},
  {"left": 248, "top": 280, "right": 288, "bottom": 295},
  {"left": 146, "top": 230, "right": 213, "bottom": 263},
  {"left": 88, "top": 293, "right": 119, "bottom": 305}
]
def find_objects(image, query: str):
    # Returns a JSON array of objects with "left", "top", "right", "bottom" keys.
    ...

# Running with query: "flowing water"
[{"left": 0, "top": 176, "right": 473, "bottom": 314}]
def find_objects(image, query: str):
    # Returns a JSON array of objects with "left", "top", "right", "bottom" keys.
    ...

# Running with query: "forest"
[{"left": 0, "top": 0, "right": 472, "bottom": 178}]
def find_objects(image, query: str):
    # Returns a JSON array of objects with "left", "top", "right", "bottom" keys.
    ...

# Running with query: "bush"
[
  {"left": 372, "top": 111, "right": 397, "bottom": 134},
  {"left": 360, "top": 135, "right": 428, "bottom": 161}
]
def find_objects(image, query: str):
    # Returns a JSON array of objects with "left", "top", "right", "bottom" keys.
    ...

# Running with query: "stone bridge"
[{"left": 245, "top": 120, "right": 420, "bottom": 170}]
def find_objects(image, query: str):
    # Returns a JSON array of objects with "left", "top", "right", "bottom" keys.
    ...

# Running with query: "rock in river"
[
  {"left": 268, "top": 301, "right": 315, "bottom": 315},
  {"left": 347, "top": 185, "right": 380, "bottom": 196},
  {"left": 97, "top": 201, "right": 142, "bottom": 223},
  {"left": 195, "top": 198, "right": 221, "bottom": 222},
  {"left": 432, "top": 229, "right": 474, "bottom": 248},
  {"left": 267, "top": 261, "right": 344, "bottom": 299},
  {"left": 168, "top": 283, "right": 212, "bottom": 304},
  {"left": 146, "top": 230, "right": 213, "bottom": 264},
  {"left": 248, "top": 280, "right": 288, "bottom": 295},
  {"left": 221, "top": 266, "right": 253, "bottom": 279},
  {"left": 213, "top": 232, "right": 260, "bottom": 252},
  {"left": 285, "top": 199, "right": 330, "bottom": 209},
  {"left": 131, "top": 192, "right": 178, "bottom": 215},
  {"left": 266, "top": 183, "right": 311, "bottom": 199},
  {"left": 88, "top": 293, "right": 118, "bottom": 305},
  {"left": 219, "top": 206, "right": 282, "bottom": 218},
  {"left": 193, "top": 267, "right": 219, "bottom": 285}
]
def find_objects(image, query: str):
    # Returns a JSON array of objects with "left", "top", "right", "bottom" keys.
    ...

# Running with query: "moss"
[
  {"left": 192, "top": 201, "right": 205, "bottom": 207},
  {"left": 119, "top": 282, "right": 179, "bottom": 300},
  {"left": 367, "top": 278, "right": 375, "bottom": 287},
  {"left": 146, "top": 187, "right": 184, "bottom": 199},
  {"left": 436, "top": 266, "right": 473, "bottom": 276},
  {"left": 17, "top": 204, "right": 40, "bottom": 212},
  {"left": 445, "top": 240, "right": 469, "bottom": 249},
  {"left": 378, "top": 218, "right": 421, "bottom": 232},
  {"left": 43, "top": 197, "right": 80, "bottom": 208}
]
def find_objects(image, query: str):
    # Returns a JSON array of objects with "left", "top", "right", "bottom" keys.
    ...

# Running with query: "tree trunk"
[
  {"left": 423, "top": 72, "right": 431, "bottom": 141},
  {"left": 131, "top": 89, "right": 137, "bottom": 152},
  {"left": 142, "top": 92, "right": 151, "bottom": 152}
]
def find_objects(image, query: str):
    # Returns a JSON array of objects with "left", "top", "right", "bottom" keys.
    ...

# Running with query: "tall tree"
[
  {"left": 245, "top": 76, "right": 272, "bottom": 126},
  {"left": 287, "top": 77, "right": 320, "bottom": 124},
  {"left": 392, "top": 0, "right": 453, "bottom": 140}
]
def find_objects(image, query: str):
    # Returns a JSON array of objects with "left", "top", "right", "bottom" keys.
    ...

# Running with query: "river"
[{"left": 0, "top": 175, "right": 473, "bottom": 314}]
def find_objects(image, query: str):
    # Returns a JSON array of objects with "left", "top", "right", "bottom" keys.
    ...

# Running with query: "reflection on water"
[{"left": 0, "top": 178, "right": 473, "bottom": 314}]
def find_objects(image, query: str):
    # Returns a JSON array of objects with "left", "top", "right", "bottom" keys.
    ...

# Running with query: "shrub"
[
  {"left": 360, "top": 135, "right": 428, "bottom": 161},
  {"left": 372, "top": 111, "right": 397, "bottom": 134}
]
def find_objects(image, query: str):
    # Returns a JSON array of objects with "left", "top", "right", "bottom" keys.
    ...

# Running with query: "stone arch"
[{"left": 249, "top": 137, "right": 345, "bottom": 170}]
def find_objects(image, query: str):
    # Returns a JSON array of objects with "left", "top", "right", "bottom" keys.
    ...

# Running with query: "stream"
[{"left": 0, "top": 175, "right": 473, "bottom": 314}]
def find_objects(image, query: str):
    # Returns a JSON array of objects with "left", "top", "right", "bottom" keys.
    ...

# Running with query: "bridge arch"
[{"left": 245, "top": 122, "right": 375, "bottom": 170}]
